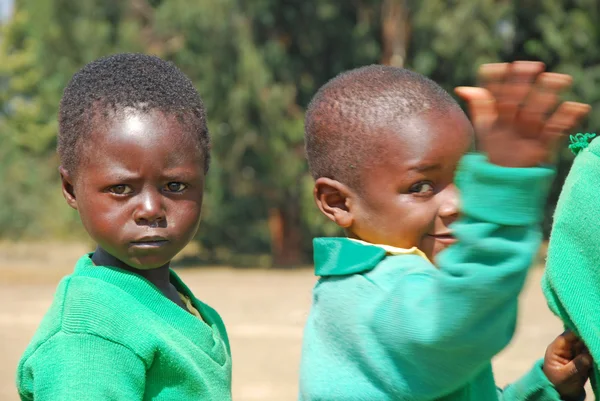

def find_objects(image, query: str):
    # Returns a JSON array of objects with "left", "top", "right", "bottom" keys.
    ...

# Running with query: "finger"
[
  {"left": 572, "top": 353, "right": 593, "bottom": 378},
  {"left": 544, "top": 102, "right": 591, "bottom": 135},
  {"left": 550, "top": 330, "right": 579, "bottom": 359},
  {"left": 561, "top": 330, "right": 579, "bottom": 343},
  {"left": 543, "top": 102, "right": 592, "bottom": 148},
  {"left": 535, "top": 72, "right": 573, "bottom": 92},
  {"left": 573, "top": 340, "right": 585, "bottom": 355},
  {"left": 518, "top": 73, "right": 574, "bottom": 134},
  {"left": 478, "top": 63, "right": 510, "bottom": 99},
  {"left": 455, "top": 87, "right": 497, "bottom": 133},
  {"left": 561, "top": 354, "right": 592, "bottom": 384},
  {"left": 497, "top": 61, "right": 546, "bottom": 123}
]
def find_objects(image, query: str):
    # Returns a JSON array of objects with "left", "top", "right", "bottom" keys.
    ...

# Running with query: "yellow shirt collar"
[{"left": 349, "top": 238, "right": 430, "bottom": 262}]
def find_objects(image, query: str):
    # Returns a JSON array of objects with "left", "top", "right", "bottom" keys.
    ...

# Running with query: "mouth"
[
  {"left": 427, "top": 233, "right": 457, "bottom": 245},
  {"left": 130, "top": 236, "right": 169, "bottom": 248}
]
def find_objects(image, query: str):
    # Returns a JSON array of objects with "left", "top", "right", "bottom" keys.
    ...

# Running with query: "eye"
[
  {"left": 109, "top": 185, "right": 133, "bottom": 195},
  {"left": 409, "top": 182, "right": 434, "bottom": 196},
  {"left": 165, "top": 182, "right": 187, "bottom": 193}
]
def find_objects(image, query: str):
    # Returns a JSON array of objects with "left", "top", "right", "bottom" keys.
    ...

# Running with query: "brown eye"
[
  {"left": 109, "top": 185, "right": 133, "bottom": 195},
  {"left": 165, "top": 182, "right": 187, "bottom": 192},
  {"left": 409, "top": 182, "right": 434, "bottom": 196}
]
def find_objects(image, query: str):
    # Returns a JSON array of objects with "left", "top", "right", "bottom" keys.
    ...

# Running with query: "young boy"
[
  {"left": 16, "top": 54, "right": 232, "bottom": 400},
  {"left": 299, "top": 62, "right": 592, "bottom": 400}
]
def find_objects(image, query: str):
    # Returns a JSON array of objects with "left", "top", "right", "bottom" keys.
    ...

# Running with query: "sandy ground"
[{"left": 0, "top": 242, "right": 592, "bottom": 400}]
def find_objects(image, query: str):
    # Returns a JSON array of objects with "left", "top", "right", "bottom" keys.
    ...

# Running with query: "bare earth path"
[{"left": 0, "top": 242, "right": 591, "bottom": 400}]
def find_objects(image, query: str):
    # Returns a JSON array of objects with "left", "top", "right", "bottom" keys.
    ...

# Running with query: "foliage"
[{"left": 1, "top": 0, "right": 598, "bottom": 264}]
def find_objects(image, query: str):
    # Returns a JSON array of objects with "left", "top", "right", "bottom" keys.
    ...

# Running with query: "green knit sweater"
[
  {"left": 299, "top": 154, "right": 562, "bottom": 400},
  {"left": 543, "top": 135, "right": 600, "bottom": 397},
  {"left": 16, "top": 255, "right": 232, "bottom": 401}
]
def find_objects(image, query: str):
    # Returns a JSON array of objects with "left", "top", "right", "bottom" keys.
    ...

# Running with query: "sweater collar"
[
  {"left": 313, "top": 237, "right": 428, "bottom": 276},
  {"left": 73, "top": 254, "right": 220, "bottom": 337}
]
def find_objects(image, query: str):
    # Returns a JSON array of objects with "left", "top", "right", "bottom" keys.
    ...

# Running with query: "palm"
[{"left": 479, "top": 121, "right": 555, "bottom": 167}]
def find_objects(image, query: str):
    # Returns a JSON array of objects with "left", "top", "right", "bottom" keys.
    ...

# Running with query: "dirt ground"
[{"left": 0, "top": 242, "right": 592, "bottom": 400}]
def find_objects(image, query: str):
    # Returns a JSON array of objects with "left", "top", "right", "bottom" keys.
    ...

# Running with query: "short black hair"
[
  {"left": 58, "top": 53, "right": 210, "bottom": 174},
  {"left": 305, "top": 64, "right": 463, "bottom": 189}
]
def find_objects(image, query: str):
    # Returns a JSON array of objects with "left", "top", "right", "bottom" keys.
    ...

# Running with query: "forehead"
[
  {"left": 369, "top": 108, "right": 474, "bottom": 173},
  {"left": 80, "top": 109, "right": 203, "bottom": 171}
]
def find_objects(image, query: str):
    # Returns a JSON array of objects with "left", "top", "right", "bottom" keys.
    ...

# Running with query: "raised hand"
[{"left": 455, "top": 61, "right": 591, "bottom": 167}]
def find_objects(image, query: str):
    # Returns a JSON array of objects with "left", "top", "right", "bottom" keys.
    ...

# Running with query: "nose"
[
  {"left": 133, "top": 188, "right": 166, "bottom": 227},
  {"left": 438, "top": 183, "right": 460, "bottom": 219}
]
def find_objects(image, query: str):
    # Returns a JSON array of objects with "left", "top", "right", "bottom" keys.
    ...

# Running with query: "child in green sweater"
[
  {"left": 299, "top": 61, "right": 592, "bottom": 400},
  {"left": 16, "top": 54, "right": 232, "bottom": 400},
  {"left": 543, "top": 131, "right": 600, "bottom": 398}
]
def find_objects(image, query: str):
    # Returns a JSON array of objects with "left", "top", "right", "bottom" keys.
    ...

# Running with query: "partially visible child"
[
  {"left": 16, "top": 54, "right": 232, "bottom": 400},
  {"left": 299, "top": 62, "right": 592, "bottom": 400},
  {"left": 543, "top": 130, "right": 600, "bottom": 398}
]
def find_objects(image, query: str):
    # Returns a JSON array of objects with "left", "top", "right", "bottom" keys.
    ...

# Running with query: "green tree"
[
  {"left": 2, "top": 0, "right": 598, "bottom": 265},
  {"left": 0, "top": 0, "right": 146, "bottom": 238},
  {"left": 152, "top": 0, "right": 384, "bottom": 265}
]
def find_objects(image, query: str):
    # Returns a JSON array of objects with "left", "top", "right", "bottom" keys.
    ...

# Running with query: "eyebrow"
[
  {"left": 408, "top": 163, "right": 442, "bottom": 172},
  {"left": 103, "top": 167, "right": 199, "bottom": 182},
  {"left": 103, "top": 169, "right": 140, "bottom": 182}
]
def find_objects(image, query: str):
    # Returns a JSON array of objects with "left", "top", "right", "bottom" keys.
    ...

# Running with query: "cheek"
[
  {"left": 397, "top": 199, "right": 438, "bottom": 234},
  {"left": 168, "top": 198, "right": 203, "bottom": 237},
  {"left": 78, "top": 196, "right": 129, "bottom": 238}
]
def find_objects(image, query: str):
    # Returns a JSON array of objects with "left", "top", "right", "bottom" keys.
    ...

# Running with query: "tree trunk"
[
  {"left": 268, "top": 206, "right": 304, "bottom": 267},
  {"left": 381, "top": 0, "right": 410, "bottom": 67}
]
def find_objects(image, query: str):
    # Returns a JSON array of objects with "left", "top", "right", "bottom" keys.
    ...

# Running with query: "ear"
[
  {"left": 314, "top": 177, "right": 355, "bottom": 228},
  {"left": 59, "top": 166, "right": 78, "bottom": 210}
]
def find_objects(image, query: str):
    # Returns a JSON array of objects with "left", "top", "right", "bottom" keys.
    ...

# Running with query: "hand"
[
  {"left": 455, "top": 61, "right": 591, "bottom": 168},
  {"left": 543, "top": 331, "right": 592, "bottom": 401}
]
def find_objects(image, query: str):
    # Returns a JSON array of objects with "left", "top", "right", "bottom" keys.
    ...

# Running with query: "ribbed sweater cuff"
[
  {"left": 507, "top": 359, "right": 567, "bottom": 401},
  {"left": 457, "top": 154, "right": 555, "bottom": 226}
]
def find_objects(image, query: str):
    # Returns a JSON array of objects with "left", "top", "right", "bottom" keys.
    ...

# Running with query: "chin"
[
  {"left": 432, "top": 244, "right": 452, "bottom": 259},
  {"left": 126, "top": 254, "right": 175, "bottom": 270}
]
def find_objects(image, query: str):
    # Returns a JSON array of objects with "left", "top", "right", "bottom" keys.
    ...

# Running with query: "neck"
[{"left": 91, "top": 246, "right": 172, "bottom": 293}]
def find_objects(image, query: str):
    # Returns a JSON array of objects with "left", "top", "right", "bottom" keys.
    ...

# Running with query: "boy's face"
[
  {"left": 348, "top": 108, "right": 473, "bottom": 261},
  {"left": 61, "top": 110, "right": 205, "bottom": 270}
]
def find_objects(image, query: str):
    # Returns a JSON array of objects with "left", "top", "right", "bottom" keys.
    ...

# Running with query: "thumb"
[
  {"left": 569, "top": 353, "right": 593, "bottom": 378},
  {"left": 454, "top": 87, "right": 497, "bottom": 133},
  {"left": 454, "top": 86, "right": 495, "bottom": 105}
]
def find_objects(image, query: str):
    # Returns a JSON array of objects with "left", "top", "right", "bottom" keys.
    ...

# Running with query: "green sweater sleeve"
[
  {"left": 369, "top": 154, "right": 555, "bottom": 399},
  {"left": 18, "top": 332, "right": 146, "bottom": 401},
  {"left": 498, "top": 360, "right": 564, "bottom": 401}
]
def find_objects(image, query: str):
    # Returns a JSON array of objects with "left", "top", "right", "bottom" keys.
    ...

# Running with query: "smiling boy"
[{"left": 298, "top": 63, "right": 592, "bottom": 400}]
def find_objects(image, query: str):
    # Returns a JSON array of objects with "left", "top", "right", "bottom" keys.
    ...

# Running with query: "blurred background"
[{"left": 0, "top": 0, "right": 598, "bottom": 400}]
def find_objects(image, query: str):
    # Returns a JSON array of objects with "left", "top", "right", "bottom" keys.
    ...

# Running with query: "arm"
[
  {"left": 369, "top": 154, "right": 554, "bottom": 399},
  {"left": 501, "top": 331, "right": 592, "bottom": 401},
  {"left": 368, "top": 61, "right": 590, "bottom": 399},
  {"left": 18, "top": 332, "right": 146, "bottom": 401}
]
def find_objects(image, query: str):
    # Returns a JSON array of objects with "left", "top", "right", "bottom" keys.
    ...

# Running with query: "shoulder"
[
  {"left": 17, "top": 275, "right": 74, "bottom": 370},
  {"left": 61, "top": 274, "right": 134, "bottom": 329},
  {"left": 363, "top": 253, "right": 436, "bottom": 291},
  {"left": 23, "top": 273, "right": 143, "bottom": 346},
  {"left": 17, "top": 330, "right": 146, "bottom": 396},
  {"left": 313, "top": 253, "right": 435, "bottom": 311}
]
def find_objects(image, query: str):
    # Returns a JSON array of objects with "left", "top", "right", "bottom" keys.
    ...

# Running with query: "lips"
[
  {"left": 130, "top": 236, "right": 169, "bottom": 248},
  {"left": 427, "top": 233, "right": 457, "bottom": 245}
]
